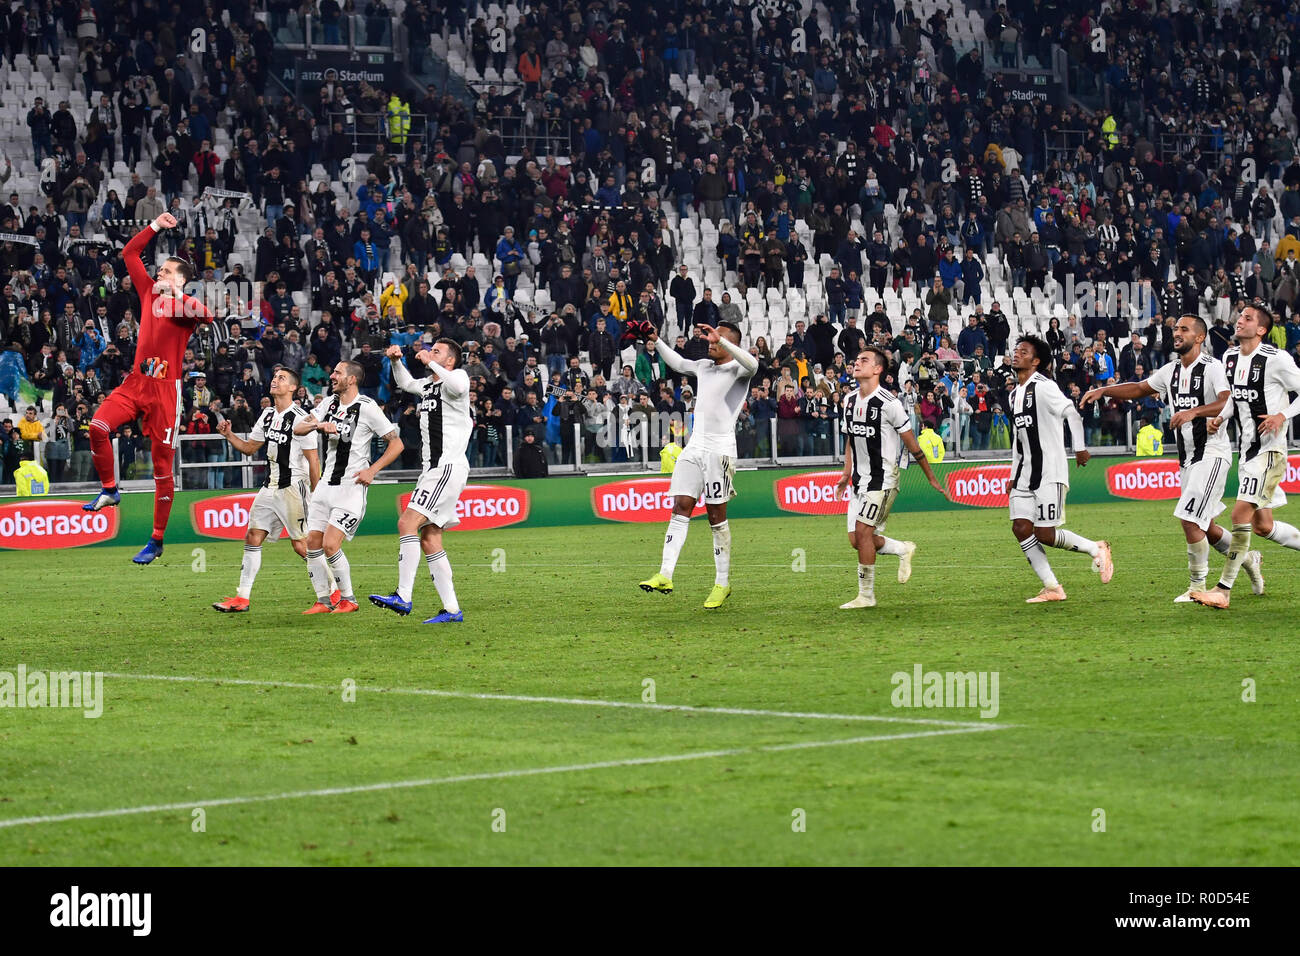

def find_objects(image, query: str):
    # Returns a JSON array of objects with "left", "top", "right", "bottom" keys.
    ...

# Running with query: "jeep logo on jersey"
[
  {"left": 191, "top": 493, "right": 288, "bottom": 539},
  {"left": 1281, "top": 454, "right": 1300, "bottom": 493},
  {"left": 1107, "top": 459, "right": 1182, "bottom": 500},
  {"left": 946, "top": 465, "right": 1013, "bottom": 507},
  {"left": 398, "top": 485, "right": 529, "bottom": 530},
  {"left": 592, "top": 478, "right": 707, "bottom": 522},
  {"left": 0, "top": 499, "right": 119, "bottom": 549},
  {"left": 774, "top": 471, "right": 851, "bottom": 514}
]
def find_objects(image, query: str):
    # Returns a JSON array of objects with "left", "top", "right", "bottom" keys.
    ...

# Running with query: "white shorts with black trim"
[
  {"left": 846, "top": 487, "right": 897, "bottom": 534},
  {"left": 407, "top": 462, "right": 470, "bottom": 529},
  {"left": 307, "top": 481, "right": 368, "bottom": 540},
  {"left": 1174, "top": 456, "right": 1229, "bottom": 531},
  {"left": 1236, "top": 450, "right": 1287, "bottom": 510},
  {"left": 1009, "top": 482, "right": 1066, "bottom": 528},
  {"left": 668, "top": 445, "right": 736, "bottom": 504},
  {"left": 249, "top": 479, "right": 311, "bottom": 541}
]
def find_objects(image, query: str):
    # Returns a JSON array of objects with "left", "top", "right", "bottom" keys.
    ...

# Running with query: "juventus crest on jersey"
[
  {"left": 842, "top": 386, "right": 911, "bottom": 492},
  {"left": 315, "top": 394, "right": 397, "bottom": 485},
  {"left": 1222, "top": 343, "right": 1300, "bottom": 463},
  {"left": 250, "top": 404, "right": 315, "bottom": 489},
  {"left": 1145, "top": 354, "right": 1230, "bottom": 467}
]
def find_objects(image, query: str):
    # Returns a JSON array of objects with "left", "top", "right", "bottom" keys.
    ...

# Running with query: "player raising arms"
[
  {"left": 369, "top": 341, "right": 472, "bottom": 624},
  {"left": 639, "top": 322, "right": 758, "bottom": 609},
  {"left": 1192, "top": 301, "right": 1300, "bottom": 609},
  {"left": 1083, "top": 314, "right": 1261, "bottom": 602},
  {"left": 1008, "top": 335, "right": 1114, "bottom": 602},
  {"left": 292, "top": 360, "right": 404, "bottom": 614},
  {"left": 82, "top": 213, "right": 214, "bottom": 564},
  {"left": 834, "top": 347, "right": 948, "bottom": 609},
  {"left": 210, "top": 366, "right": 337, "bottom": 612}
]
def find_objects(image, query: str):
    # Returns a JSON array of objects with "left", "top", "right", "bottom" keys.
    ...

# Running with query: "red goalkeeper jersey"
[{"left": 123, "top": 223, "right": 213, "bottom": 381}]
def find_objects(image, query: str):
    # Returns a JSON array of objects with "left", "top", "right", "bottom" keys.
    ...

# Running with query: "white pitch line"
[
  {"left": 0, "top": 725, "right": 1004, "bottom": 830},
  {"left": 100, "top": 672, "right": 1011, "bottom": 729}
]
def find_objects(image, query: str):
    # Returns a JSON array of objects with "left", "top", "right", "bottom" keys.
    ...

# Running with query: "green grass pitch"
[{"left": 1, "top": 500, "right": 1296, "bottom": 865}]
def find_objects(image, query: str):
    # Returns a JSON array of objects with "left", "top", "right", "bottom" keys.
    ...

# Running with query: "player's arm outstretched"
[
  {"left": 899, "top": 429, "right": 950, "bottom": 499},
  {"left": 695, "top": 323, "right": 760, "bottom": 374},
  {"left": 1081, "top": 379, "right": 1156, "bottom": 405},
  {"left": 646, "top": 329, "right": 706, "bottom": 375},
  {"left": 216, "top": 419, "right": 264, "bottom": 456},
  {"left": 122, "top": 211, "right": 179, "bottom": 293}
]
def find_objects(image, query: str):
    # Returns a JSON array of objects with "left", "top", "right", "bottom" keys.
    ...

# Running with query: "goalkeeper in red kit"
[{"left": 83, "top": 212, "right": 215, "bottom": 564}]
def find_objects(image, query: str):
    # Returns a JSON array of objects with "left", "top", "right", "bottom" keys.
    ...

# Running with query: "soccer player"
[
  {"left": 369, "top": 341, "right": 472, "bottom": 623},
  {"left": 292, "top": 360, "right": 404, "bottom": 613},
  {"left": 834, "top": 347, "right": 948, "bottom": 608},
  {"left": 210, "top": 366, "right": 337, "bottom": 612},
  {"left": 82, "top": 212, "right": 214, "bottom": 564},
  {"left": 1191, "top": 302, "right": 1300, "bottom": 609},
  {"left": 1082, "top": 314, "right": 1261, "bottom": 601},
  {"left": 638, "top": 322, "right": 758, "bottom": 608},
  {"left": 1008, "top": 335, "right": 1114, "bottom": 602}
]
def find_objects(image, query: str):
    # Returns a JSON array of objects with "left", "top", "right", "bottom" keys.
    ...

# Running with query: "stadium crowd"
[{"left": 3, "top": 0, "right": 1300, "bottom": 489}]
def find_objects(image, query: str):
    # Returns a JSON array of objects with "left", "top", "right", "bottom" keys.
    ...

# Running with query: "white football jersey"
[
  {"left": 392, "top": 358, "right": 473, "bottom": 471},
  {"left": 1221, "top": 343, "right": 1300, "bottom": 463},
  {"left": 655, "top": 337, "right": 757, "bottom": 456},
  {"left": 842, "top": 385, "right": 911, "bottom": 492},
  {"left": 1009, "top": 372, "right": 1086, "bottom": 490},
  {"left": 1145, "top": 353, "right": 1231, "bottom": 466},
  {"left": 315, "top": 393, "right": 398, "bottom": 485},
  {"left": 249, "top": 403, "right": 316, "bottom": 488}
]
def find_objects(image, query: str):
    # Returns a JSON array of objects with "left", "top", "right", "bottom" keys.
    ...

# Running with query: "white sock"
[
  {"left": 426, "top": 549, "right": 459, "bottom": 613},
  {"left": 876, "top": 536, "right": 905, "bottom": 556},
  {"left": 300, "top": 549, "right": 338, "bottom": 593},
  {"left": 1217, "top": 524, "right": 1252, "bottom": 590},
  {"left": 858, "top": 563, "right": 875, "bottom": 596},
  {"left": 1020, "top": 536, "right": 1059, "bottom": 588},
  {"left": 397, "top": 534, "right": 421, "bottom": 601},
  {"left": 659, "top": 514, "right": 690, "bottom": 578},
  {"left": 1209, "top": 528, "right": 1231, "bottom": 554},
  {"left": 710, "top": 521, "right": 731, "bottom": 586},
  {"left": 306, "top": 548, "right": 332, "bottom": 600},
  {"left": 327, "top": 548, "right": 354, "bottom": 601},
  {"left": 237, "top": 544, "right": 261, "bottom": 599},
  {"left": 1264, "top": 520, "right": 1300, "bottom": 551},
  {"left": 1187, "top": 536, "right": 1209, "bottom": 591},
  {"left": 1051, "top": 529, "right": 1099, "bottom": 557}
]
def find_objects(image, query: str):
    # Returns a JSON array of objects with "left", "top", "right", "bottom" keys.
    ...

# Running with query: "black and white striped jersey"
[
  {"left": 315, "top": 393, "right": 398, "bottom": 485},
  {"left": 249, "top": 403, "right": 315, "bottom": 488},
  {"left": 842, "top": 386, "right": 911, "bottom": 493},
  {"left": 1010, "top": 372, "right": 1086, "bottom": 491},
  {"left": 1145, "top": 353, "right": 1230, "bottom": 467},
  {"left": 392, "top": 358, "right": 472, "bottom": 471},
  {"left": 1222, "top": 343, "right": 1300, "bottom": 463}
]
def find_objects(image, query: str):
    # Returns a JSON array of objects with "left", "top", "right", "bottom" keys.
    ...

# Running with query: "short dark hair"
[
  {"left": 338, "top": 359, "right": 364, "bottom": 381},
  {"left": 1178, "top": 313, "right": 1208, "bottom": 338},
  {"left": 1242, "top": 300, "right": 1274, "bottom": 333},
  {"left": 1018, "top": 335, "right": 1053, "bottom": 373},
  {"left": 166, "top": 255, "right": 194, "bottom": 284},
  {"left": 436, "top": 337, "right": 463, "bottom": 368},
  {"left": 859, "top": 346, "right": 890, "bottom": 375},
  {"left": 717, "top": 321, "right": 742, "bottom": 343},
  {"left": 272, "top": 364, "right": 300, "bottom": 386}
]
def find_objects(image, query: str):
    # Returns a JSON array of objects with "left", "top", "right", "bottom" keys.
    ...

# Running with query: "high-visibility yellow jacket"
[
  {"left": 918, "top": 427, "right": 945, "bottom": 463},
  {"left": 1101, "top": 114, "right": 1118, "bottom": 148},
  {"left": 15, "top": 459, "right": 49, "bottom": 496},
  {"left": 1136, "top": 424, "right": 1163, "bottom": 457},
  {"left": 660, "top": 441, "right": 682, "bottom": 473},
  {"left": 387, "top": 96, "right": 410, "bottom": 144}
]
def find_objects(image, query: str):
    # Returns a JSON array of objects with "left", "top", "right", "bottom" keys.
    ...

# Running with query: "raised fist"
[{"left": 156, "top": 213, "right": 178, "bottom": 230}]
